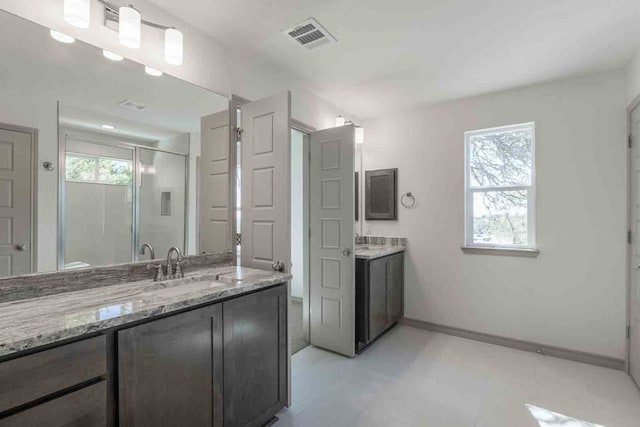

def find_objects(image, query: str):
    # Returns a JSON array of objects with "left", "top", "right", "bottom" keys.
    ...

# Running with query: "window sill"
[{"left": 460, "top": 246, "right": 540, "bottom": 257}]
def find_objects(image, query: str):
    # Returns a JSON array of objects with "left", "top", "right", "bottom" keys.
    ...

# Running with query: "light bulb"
[
  {"left": 119, "top": 6, "right": 141, "bottom": 49},
  {"left": 145, "top": 66, "right": 163, "bottom": 77},
  {"left": 103, "top": 50, "right": 124, "bottom": 61},
  {"left": 50, "top": 29, "right": 75, "bottom": 44},
  {"left": 64, "top": 0, "right": 90, "bottom": 29},
  {"left": 164, "top": 28, "right": 183, "bottom": 65}
]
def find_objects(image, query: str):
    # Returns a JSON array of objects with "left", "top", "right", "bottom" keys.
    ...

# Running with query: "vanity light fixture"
[
  {"left": 64, "top": 0, "right": 91, "bottom": 29},
  {"left": 60, "top": 1, "right": 184, "bottom": 65},
  {"left": 144, "top": 66, "right": 163, "bottom": 77},
  {"left": 50, "top": 29, "right": 76, "bottom": 44},
  {"left": 335, "top": 115, "right": 345, "bottom": 127},
  {"left": 102, "top": 50, "right": 124, "bottom": 61},
  {"left": 101, "top": 124, "right": 116, "bottom": 130},
  {"left": 118, "top": 6, "right": 141, "bottom": 49},
  {"left": 164, "top": 28, "right": 183, "bottom": 65},
  {"left": 355, "top": 126, "right": 365, "bottom": 144}
]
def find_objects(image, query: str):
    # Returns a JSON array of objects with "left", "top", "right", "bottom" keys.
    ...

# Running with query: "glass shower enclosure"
[{"left": 59, "top": 135, "right": 188, "bottom": 270}]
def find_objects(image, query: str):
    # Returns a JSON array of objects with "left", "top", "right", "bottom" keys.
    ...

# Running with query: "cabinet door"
[
  {"left": 387, "top": 252, "right": 404, "bottom": 324},
  {"left": 368, "top": 258, "right": 388, "bottom": 340},
  {"left": 118, "top": 305, "right": 223, "bottom": 427},
  {"left": 0, "top": 381, "right": 106, "bottom": 427},
  {"left": 223, "top": 285, "right": 287, "bottom": 427}
]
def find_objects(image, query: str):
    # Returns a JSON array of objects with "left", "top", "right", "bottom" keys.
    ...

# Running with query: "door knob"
[
  {"left": 15, "top": 244, "right": 27, "bottom": 251},
  {"left": 341, "top": 248, "right": 352, "bottom": 257},
  {"left": 272, "top": 261, "right": 285, "bottom": 272}
]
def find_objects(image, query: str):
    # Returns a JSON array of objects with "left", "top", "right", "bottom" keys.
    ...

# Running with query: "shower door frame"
[{"left": 57, "top": 130, "right": 190, "bottom": 270}]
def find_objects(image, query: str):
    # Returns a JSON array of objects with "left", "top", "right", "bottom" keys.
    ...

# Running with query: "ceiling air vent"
[
  {"left": 284, "top": 18, "right": 336, "bottom": 50},
  {"left": 119, "top": 99, "right": 147, "bottom": 111}
]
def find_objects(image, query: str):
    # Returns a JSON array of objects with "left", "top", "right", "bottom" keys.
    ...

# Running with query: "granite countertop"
[
  {"left": 355, "top": 244, "right": 405, "bottom": 260},
  {"left": 0, "top": 266, "right": 291, "bottom": 358}
]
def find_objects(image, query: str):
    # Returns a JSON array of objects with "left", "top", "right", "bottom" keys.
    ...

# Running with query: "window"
[
  {"left": 66, "top": 153, "right": 133, "bottom": 186},
  {"left": 464, "top": 122, "right": 536, "bottom": 250}
]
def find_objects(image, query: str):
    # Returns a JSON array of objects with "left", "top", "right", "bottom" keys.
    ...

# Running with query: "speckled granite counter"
[
  {"left": 355, "top": 244, "right": 405, "bottom": 260},
  {"left": 0, "top": 266, "right": 291, "bottom": 357}
]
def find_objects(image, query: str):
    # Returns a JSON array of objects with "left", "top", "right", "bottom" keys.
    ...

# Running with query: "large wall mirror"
[{"left": 0, "top": 9, "right": 233, "bottom": 278}]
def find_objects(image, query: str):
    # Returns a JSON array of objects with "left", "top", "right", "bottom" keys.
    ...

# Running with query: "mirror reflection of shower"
[{"left": 59, "top": 105, "right": 189, "bottom": 270}]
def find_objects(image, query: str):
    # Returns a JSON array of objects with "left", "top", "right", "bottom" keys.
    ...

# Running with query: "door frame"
[
  {"left": 627, "top": 94, "right": 640, "bottom": 379},
  {"left": 291, "top": 120, "right": 316, "bottom": 346},
  {"left": 0, "top": 121, "right": 38, "bottom": 274}
]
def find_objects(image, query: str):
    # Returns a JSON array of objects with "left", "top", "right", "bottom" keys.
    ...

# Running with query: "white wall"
[
  {"left": 362, "top": 70, "right": 628, "bottom": 359},
  {"left": 628, "top": 49, "right": 640, "bottom": 106},
  {"left": 0, "top": 0, "right": 358, "bottom": 130}
]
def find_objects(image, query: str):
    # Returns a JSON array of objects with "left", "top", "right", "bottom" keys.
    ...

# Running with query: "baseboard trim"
[{"left": 399, "top": 318, "right": 625, "bottom": 371}]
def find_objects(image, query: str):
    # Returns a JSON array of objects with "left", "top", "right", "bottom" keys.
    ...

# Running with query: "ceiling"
[
  {"left": 145, "top": 0, "right": 640, "bottom": 118},
  {"left": 0, "top": 10, "right": 228, "bottom": 140}
]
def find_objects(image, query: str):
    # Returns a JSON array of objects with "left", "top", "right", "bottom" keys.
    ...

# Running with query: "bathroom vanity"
[
  {"left": 0, "top": 266, "right": 290, "bottom": 427},
  {"left": 355, "top": 243, "right": 405, "bottom": 353}
]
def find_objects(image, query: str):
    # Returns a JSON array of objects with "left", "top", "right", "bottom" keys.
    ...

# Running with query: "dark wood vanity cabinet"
[
  {"left": 119, "top": 284, "right": 287, "bottom": 427},
  {"left": 0, "top": 283, "right": 288, "bottom": 427},
  {"left": 118, "top": 305, "right": 224, "bottom": 427},
  {"left": 223, "top": 285, "right": 287, "bottom": 427},
  {"left": 356, "top": 252, "right": 404, "bottom": 353}
]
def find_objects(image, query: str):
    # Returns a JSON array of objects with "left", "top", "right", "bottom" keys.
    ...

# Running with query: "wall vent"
[
  {"left": 118, "top": 99, "right": 147, "bottom": 111},
  {"left": 283, "top": 18, "right": 336, "bottom": 50}
]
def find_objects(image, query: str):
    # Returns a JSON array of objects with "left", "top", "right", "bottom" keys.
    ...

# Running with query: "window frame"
[{"left": 463, "top": 122, "right": 537, "bottom": 251}]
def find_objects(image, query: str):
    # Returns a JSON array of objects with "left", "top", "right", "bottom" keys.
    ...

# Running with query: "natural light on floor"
[{"left": 526, "top": 404, "right": 605, "bottom": 427}]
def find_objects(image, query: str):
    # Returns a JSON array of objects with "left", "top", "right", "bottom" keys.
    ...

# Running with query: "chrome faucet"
[
  {"left": 166, "top": 247, "right": 184, "bottom": 279},
  {"left": 146, "top": 263, "right": 165, "bottom": 282},
  {"left": 139, "top": 243, "right": 155, "bottom": 260}
]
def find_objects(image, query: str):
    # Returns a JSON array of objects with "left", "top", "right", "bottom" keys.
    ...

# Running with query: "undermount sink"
[{"left": 141, "top": 273, "right": 220, "bottom": 292}]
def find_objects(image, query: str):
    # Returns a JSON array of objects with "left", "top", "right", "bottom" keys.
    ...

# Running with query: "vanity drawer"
[
  {"left": 0, "top": 336, "right": 107, "bottom": 413},
  {"left": 0, "top": 380, "right": 106, "bottom": 427}
]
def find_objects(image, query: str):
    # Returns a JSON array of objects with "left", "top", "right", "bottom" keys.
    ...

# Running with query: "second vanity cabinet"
[
  {"left": 0, "top": 284, "right": 288, "bottom": 427},
  {"left": 356, "top": 252, "right": 404, "bottom": 353}
]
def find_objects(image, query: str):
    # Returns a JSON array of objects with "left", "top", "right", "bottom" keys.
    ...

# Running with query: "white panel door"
[
  {"left": 241, "top": 92, "right": 291, "bottom": 272},
  {"left": 631, "top": 106, "right": 640, "bottom": 385},
  {"left": 200, "top": 109, "right": 232, "bottom": 254},
  {"left": 309, "top": 125, "right": 355, "bottom": 357},
  {"left": 0, "top": 127, "right": 32, "bottom": 277}
]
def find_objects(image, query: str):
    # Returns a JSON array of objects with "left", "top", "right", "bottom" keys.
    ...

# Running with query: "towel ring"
[{"left": 401, "top": 192, "right": 415, "bottom": 208}]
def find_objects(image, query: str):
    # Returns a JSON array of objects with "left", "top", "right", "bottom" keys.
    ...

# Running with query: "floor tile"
[{"left": 285, "top": 325, "right": 640, "bottom": 427}]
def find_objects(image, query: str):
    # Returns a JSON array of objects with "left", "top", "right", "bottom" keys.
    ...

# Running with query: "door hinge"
[
  {"left": 628, "top": 230, "right": 632, "bottom": 245},
  {"left": 628, "top": 326, "right": 631, "bottom": 339},
  {"left": 236, "top": 233, "right": 241, "bottom": 246},
  {"left": 629, "top": 135, "right": 633, "bottom": 149},
  {"left": 234, "top": 127, "right": 243, "bottom": 142}
]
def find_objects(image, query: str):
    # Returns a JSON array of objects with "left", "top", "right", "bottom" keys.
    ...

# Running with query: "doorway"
[{"left": 290, "top": 127, "right": 310, "bottom": 354}]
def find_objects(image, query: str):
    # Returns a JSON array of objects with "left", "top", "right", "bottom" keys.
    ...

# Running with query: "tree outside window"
[{"left": 464, "top": 123, "right": 535, "bottom": 248}]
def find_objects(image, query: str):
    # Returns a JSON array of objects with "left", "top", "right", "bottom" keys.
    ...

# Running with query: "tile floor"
[
  {"left": 291, "top": 299, "right": 309, "bottom": 354},
  {"left": 275, "top": 325, "right": 640, "bottom": 427}
]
